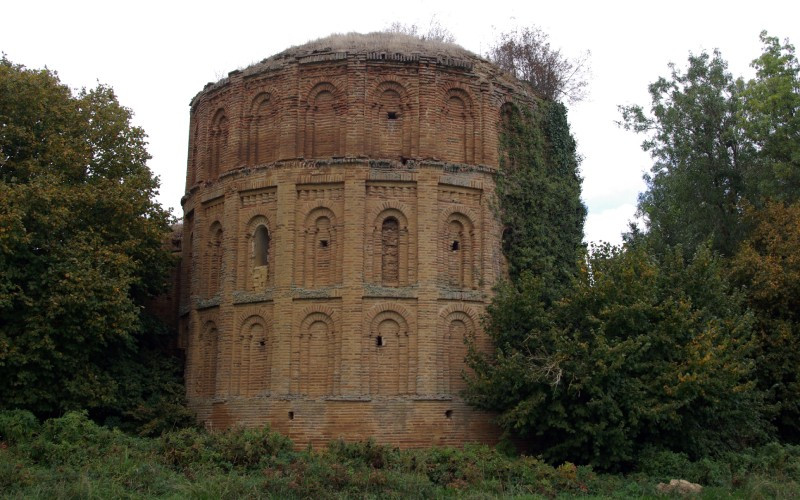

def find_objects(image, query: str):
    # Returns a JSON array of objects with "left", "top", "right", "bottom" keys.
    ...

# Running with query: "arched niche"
[
  {"left": 441, "top": 210, "right": 478, "bottom": 290},
  {"left": 208, "top": 108, "right": 228, "bottom": 179},
  {"left": 247, "top": 92, "right": 281, "bottom": 165},
  {"left": 370, "top": 81, "right": 411, "bottom": 159},
  {"left": 231, "top": 314, "right": 272, "bottom": 397},
  {"left": 439, "top": 89, "right": 475, "bottom": 163}
]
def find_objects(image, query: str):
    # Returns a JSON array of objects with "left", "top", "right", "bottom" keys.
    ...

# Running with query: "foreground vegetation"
[
  {"left": 468, "top": 30, "right": 800, "bottom": 470},
  {"left": 1, "top": 410, "right": 799, "bottom": 499}
]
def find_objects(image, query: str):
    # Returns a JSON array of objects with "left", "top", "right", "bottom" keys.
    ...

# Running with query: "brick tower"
[{"left": 178, "top": 32, "right": 533, "bottom": 447}]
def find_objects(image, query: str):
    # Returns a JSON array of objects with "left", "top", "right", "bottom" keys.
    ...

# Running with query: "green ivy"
[{"left": 496, "top": 101, "right": 586, "bottom": 298}]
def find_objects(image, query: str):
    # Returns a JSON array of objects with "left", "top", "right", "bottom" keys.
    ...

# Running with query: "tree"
[
  {"left": 619, "top": 33, "right": 800, "bottom": 444},
  {"left": 741, "top": 32, "right": 800, "bottom": 205},
  {"left": 466, "top": 244, "right": 768, "bottom": 469},
  {"left": 488, "top": 27, "right": 590, "bottom": 104},
  {"left": 0, "top": 56, "right": 186, "bottom": 430},
  {"left": 619, "top": 50, "right": 752, "bottom": 257},
  {"left": 730, "top": 202, "right": 800, "bottom": 442}
]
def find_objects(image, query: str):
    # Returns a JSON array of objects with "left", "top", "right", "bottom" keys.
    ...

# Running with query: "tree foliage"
[
  {"left": 741, "top": 32, "right": 800, "bottom": 205},
  {"left": 619, "top": 50, "right": 751, "bottom": 257},
  {"left": 467, "top": 33, "right": 800, "bottom": 469},
  {"left": 467, "top": 245, "right": 768, "bottom": 469},
  {"left": 0, "top": 56, "right": 188, "bottom": 431},
  {"left": 730, "top": 202, "right": 800, "bottom": 441},
  {"left": 488, "top": 27, "right": 590, "bottom": 104},
  {"left": 619, "top": 33, "right": 800, "bottom": 444}
]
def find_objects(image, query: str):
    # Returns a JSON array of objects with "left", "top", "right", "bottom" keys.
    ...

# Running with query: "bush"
[
  {"left": 467, "top": 244, "right": 770, "bottom": 469},
  {"left": 0, "top": 410, "right": 39, "bottom": 445},
  {"left": 28, "top": 411, "right": 142, "bottom": 467},
  {"left": 160, "top": 425, "right": 293, "bottom": 471}
]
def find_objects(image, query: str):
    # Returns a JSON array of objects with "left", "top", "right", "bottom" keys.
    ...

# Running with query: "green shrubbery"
[{"left": 1, "top": 411, "right": 798, "bottom": 498}]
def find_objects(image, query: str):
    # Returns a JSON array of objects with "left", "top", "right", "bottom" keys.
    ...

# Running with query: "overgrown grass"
[{"left": 2, "top": 410, "right": 799, "bottom": 498}]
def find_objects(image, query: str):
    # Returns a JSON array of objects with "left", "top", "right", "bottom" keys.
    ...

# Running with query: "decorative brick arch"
[
  {"left": 439, "top": 205, "right": 480, "bottom": 289},
  {"left": 293, "top": 306, "right": 340, "bottom": 397},
  {"left": 243, "top": 214, "right": 275, "bottom": 291},
  {"left": 369, "top": 80, "right": 412, "bottom": 158},
  {"left": 303, "top": 82, "right": 346, "bottom": 158},
  {"left": 297, "top": 205, "right": 342, "bottom": 288},
  {"left": 365, "top": 200, "right": 415, "bottom": 286},
  {"left": 436, "top": 305, "right": 479, "bottom": 395},
  {"left": 230, "top": 314, "right": 273, "bottom": 397},
  {"left": 208, "top": 108, "right": 229, "bottom": 179},
  {"left": 362, "top": 303, "right": 416, "bottom": 396},
  {"left": 439, "top": 87, "right": 476, "bottom": 163},
  {"left": 246, "top": 89, "right": 282, "bottom": 165}
]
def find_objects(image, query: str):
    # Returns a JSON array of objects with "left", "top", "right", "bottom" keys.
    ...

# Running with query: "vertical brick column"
[
  {"left": 415, "top": 166, "right": 440, "bottom": 395},
  {"left": 216, "top": 190, "right": 237, "bottom": 399},
  {"left": 273, "top": 168, "right": 296, "bottom": 395},
  {"left": 347, "top": 54, "right": 367, "bottom": 156},
  {"left": 340, "top": 165, "right": 366, "bottom": 395}
]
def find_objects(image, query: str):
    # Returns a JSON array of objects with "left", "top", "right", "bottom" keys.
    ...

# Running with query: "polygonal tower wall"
[{"left": 177, "top": 33, "right": 534, "bottom": 448}]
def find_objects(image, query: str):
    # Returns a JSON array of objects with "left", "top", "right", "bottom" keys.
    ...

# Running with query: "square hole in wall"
[
  {"left": 320, "top": 240, "right": 329, "bottom": 248},
  {"left": 376, "top": 336, "right": 384, "bottom": 347},
  {"left": 387, "top": 111, "right": 398, "bottom": 120},
  {"left": 451, "top": 241, "right": 460, "bottom": 251},
  {"left": 288, "top": 411, "right": 295, "bottom": 420},
  {"left": 445, "top": 410, "right": 453, "bottom": 419}
]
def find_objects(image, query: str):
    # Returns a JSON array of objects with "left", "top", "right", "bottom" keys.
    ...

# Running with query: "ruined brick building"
[{"left": 176, "top": 33, "right": 534, "bottom": 447}]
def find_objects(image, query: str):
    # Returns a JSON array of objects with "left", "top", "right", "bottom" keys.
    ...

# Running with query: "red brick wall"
[{"left": 178, "top": 41, "right": 533, "bottom": 448}]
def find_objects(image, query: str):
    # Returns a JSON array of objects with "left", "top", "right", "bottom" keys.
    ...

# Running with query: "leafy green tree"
[
  {"left": 619, "top": 50, "right": 752, "bottom": 257},
  {"left": 467, "top": 244, "right": 768, "bottom": 469},
  {"left": 619, "top": 32, "right": 800, "bottom": 445},
  {"left": 0, "top": 56, "right": 187, "bottom": 431},
  {"left": 730, "top": 202, "right": 800, "bottom": 442},
  {"left": 741, "top": 32, "right": 800, "bottom": 205}
]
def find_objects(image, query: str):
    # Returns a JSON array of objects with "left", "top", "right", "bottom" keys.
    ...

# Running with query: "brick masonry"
[{"left": 175, "top": 33, "right": 535, "bottom": 448}]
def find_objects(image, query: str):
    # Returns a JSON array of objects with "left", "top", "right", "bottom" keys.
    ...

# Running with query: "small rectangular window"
[{"left": 387, "top": 111, "right": 398, "bottom": 120}]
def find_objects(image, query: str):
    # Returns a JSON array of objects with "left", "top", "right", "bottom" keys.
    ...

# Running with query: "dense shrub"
[
  {"left": 1, "top": 412, "right": 798, "bottom": 498},
  {"left": 467, "top": 244, "right": 770, "bottom": 469}
]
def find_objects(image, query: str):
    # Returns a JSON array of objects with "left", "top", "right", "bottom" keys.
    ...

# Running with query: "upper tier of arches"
[{"left": 186, "top": 55, "right": 531, "bottom": 189}]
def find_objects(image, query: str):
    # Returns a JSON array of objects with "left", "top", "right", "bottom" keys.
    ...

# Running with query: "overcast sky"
[{"left": 3, "top": 0, "right": 799, "bottom": 244}]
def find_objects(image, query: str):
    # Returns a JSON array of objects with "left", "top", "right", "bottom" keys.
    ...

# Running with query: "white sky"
[{"left": 3, "top": 0, "right": 799, "bottom": 245}]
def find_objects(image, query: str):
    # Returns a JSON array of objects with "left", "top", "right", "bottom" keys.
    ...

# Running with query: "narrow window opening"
[
  {"left": 254, "top": 225, "right": 270, "bottom": 266},
  {"left": 288, "top": 411, "right": 294, "bottom": 420},
  {"left": 320, "top": 239, "right": 329, "bottom": 248},
  {"left": 376, "top": 336, "right": 384, "bottom": 347},
  {"left": 451, "top": 240, "right": 460, "bottom": 251},
  {"left": 387, "top": 111, "right": 398, "bottom": 120},
  {"left": 445, "top": 410, "right": 453, "bottom": 419}
]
